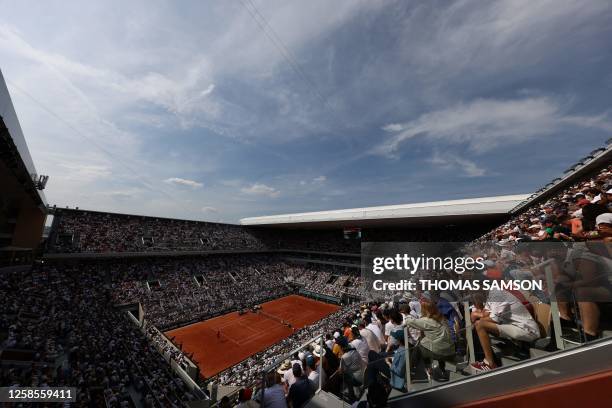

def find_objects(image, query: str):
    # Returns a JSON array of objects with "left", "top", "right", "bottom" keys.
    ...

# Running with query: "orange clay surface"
[{"left": 165, "top": 295, "right": 340, "bottom": 378}]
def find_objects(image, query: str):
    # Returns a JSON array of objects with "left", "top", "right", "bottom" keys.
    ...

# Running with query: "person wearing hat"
[
  {"left": 581, "top": 203, "right": 609, "bottom": 234},
  {"left": 596, "top": 213, "right": 612, "bottom": 240},
  {"left": 304, "top": 354, "right": 324, "bottom": 393},
  {"left": 276, "top": 360, "right": 292, "bottom": 376},
  {"left": 277, "top": 359, "right": 297, "bottom": 388},
  {"left": 388, "top": 329, "right": 407, "bottom": 391}
]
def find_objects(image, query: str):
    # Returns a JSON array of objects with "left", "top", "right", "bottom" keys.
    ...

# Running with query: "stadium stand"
[
  {"left": 3, "top": 152, "right": 612, "bottom": 407},
  {"left": 110, "top": 255, "right": 294, "bottom": 330},
  {"left": 0, "top": 263, "right": 202, "bottom": 407},
  {"left": 47, "top": 209, "right": 265, "bottom": 253},
  {"left": 2, "top": 69, "right": 612, "bottom": 407}
]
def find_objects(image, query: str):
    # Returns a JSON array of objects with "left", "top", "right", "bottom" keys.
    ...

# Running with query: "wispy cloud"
[
  {"left": 241, "top": 183, "right": 280, "bottom": 198},
  {"left": 164, "top": 177, "right": 203, "bottom": 188},
  {"left": 201, "top": 206, "right": 218, "bottom": 213},
  {"left": 300, "top": 175, "right": 327, "bottom": 186},
  {"left": 429, "top": 152, "right": 486, "bottom": 178},
  {"left": 376, "top": 97, "right": 612, "bottom": 157}
]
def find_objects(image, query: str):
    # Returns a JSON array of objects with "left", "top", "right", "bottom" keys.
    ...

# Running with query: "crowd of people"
[
  {"left": 106, "top": 256, "right": 367, "bottom": 330},
  {"left": 147, "top": 326, "right": 190, "bottom": 370},
  {"left": 0, "top": 264, "right": 198, "bottom": 407},
  {"left": 285, "top": 265, "right": 365, "bottom": 298},
  {"left": 46, "top": 208, "right": 498, "bottom": 255},
  {"left": 48, "top": 209, "right": 265, "bottom": 253},
  {"left": 481, "top": 165, "right": 612, "bottom": 244},
  {"left": 470, "top": 165, "right": 612, "bottom": 348}
]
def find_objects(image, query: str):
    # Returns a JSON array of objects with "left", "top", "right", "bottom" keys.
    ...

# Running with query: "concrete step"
[
  {"left": 446, "top": 359, "right": 469, "bottom": 373},
  {"left": 500, "top": 357, "right": 521, "bottom": 368},
  {"left": 529, "top": 348, "right": 551, "bottom": 358}
]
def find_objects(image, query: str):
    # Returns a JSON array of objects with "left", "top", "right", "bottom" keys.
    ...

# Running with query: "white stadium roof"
[{"left": 240, "top": 194, "right": 530, "bottom": 228}]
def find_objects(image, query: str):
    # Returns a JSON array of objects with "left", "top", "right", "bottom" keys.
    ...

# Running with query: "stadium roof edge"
[
  {"left": 0, "top": 69, "right": 46, "bottom": 207},
  {"left": 240, "top": 194, "right": 530, "bottom": 227}
]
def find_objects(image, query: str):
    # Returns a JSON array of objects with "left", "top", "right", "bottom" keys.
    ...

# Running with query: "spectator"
[
  {"left": 406, "top": 301, "right": 456, "bottom": 382},
  {"left": 304, "top": 355, "right": 322, "bottom": 393},
  {"left": 335, "top": 336, "right": 365, "bottom": 402},
  {"left": 358, "top": 320, "right": 381, "bottom": 353},
  {"left": 470, "top": 290, "right": 540, "bottom": 373},
  {"left": 388, "top": 330, "right": 407, "bottom": 391},
  {"left": 287, "top": 364, "right": 314, "bottom": 408},
  {"left": 235, "top": 388, "right": 259, "bottom": 408},
  {"left": 349, "top": 326, "right": 370, "bottom": 364},
  {"left": 256, "top": 372, "right": 287, "bottom": 408}
]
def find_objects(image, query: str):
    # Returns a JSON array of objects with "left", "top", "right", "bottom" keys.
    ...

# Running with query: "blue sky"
[{"left": 1, "top": 0, "right": 611, "bottom": 223}]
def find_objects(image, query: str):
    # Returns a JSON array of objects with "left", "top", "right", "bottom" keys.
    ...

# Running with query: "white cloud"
[
  {"left": 376, "top": 97, "right": 612, "bottom": 157},
  {"left": 164, "top": 177, "right": 203, "bottom": 188},
  {"left": 429, "top": 152, "right": 486, "bottom": 178},
  {"left": 96, "top": 188, "right": 144, "bottom": 201},
  {"left": 298, "top": 175, "right": 326, "bottom": 188},
  {"left": 241, "top": 183, "right": 280, "bottom": 198},
  {"left": 382, "top": 123, "right": 403, "bottom": 132},
  {"left": 56, "top": 161, "right": 112, "bottom": 182},
  {"left": 201, "top": 206, "right": 218, "bottom": 213}
]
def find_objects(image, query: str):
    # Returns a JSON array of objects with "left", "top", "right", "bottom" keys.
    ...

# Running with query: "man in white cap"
[{"left": 596, "top": 213, "right": 612, "bottom": 239}]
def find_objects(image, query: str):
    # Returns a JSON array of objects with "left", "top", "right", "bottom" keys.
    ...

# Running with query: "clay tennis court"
[{"left": 165, "top": 294, "right": 340, "bottom": 378}]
